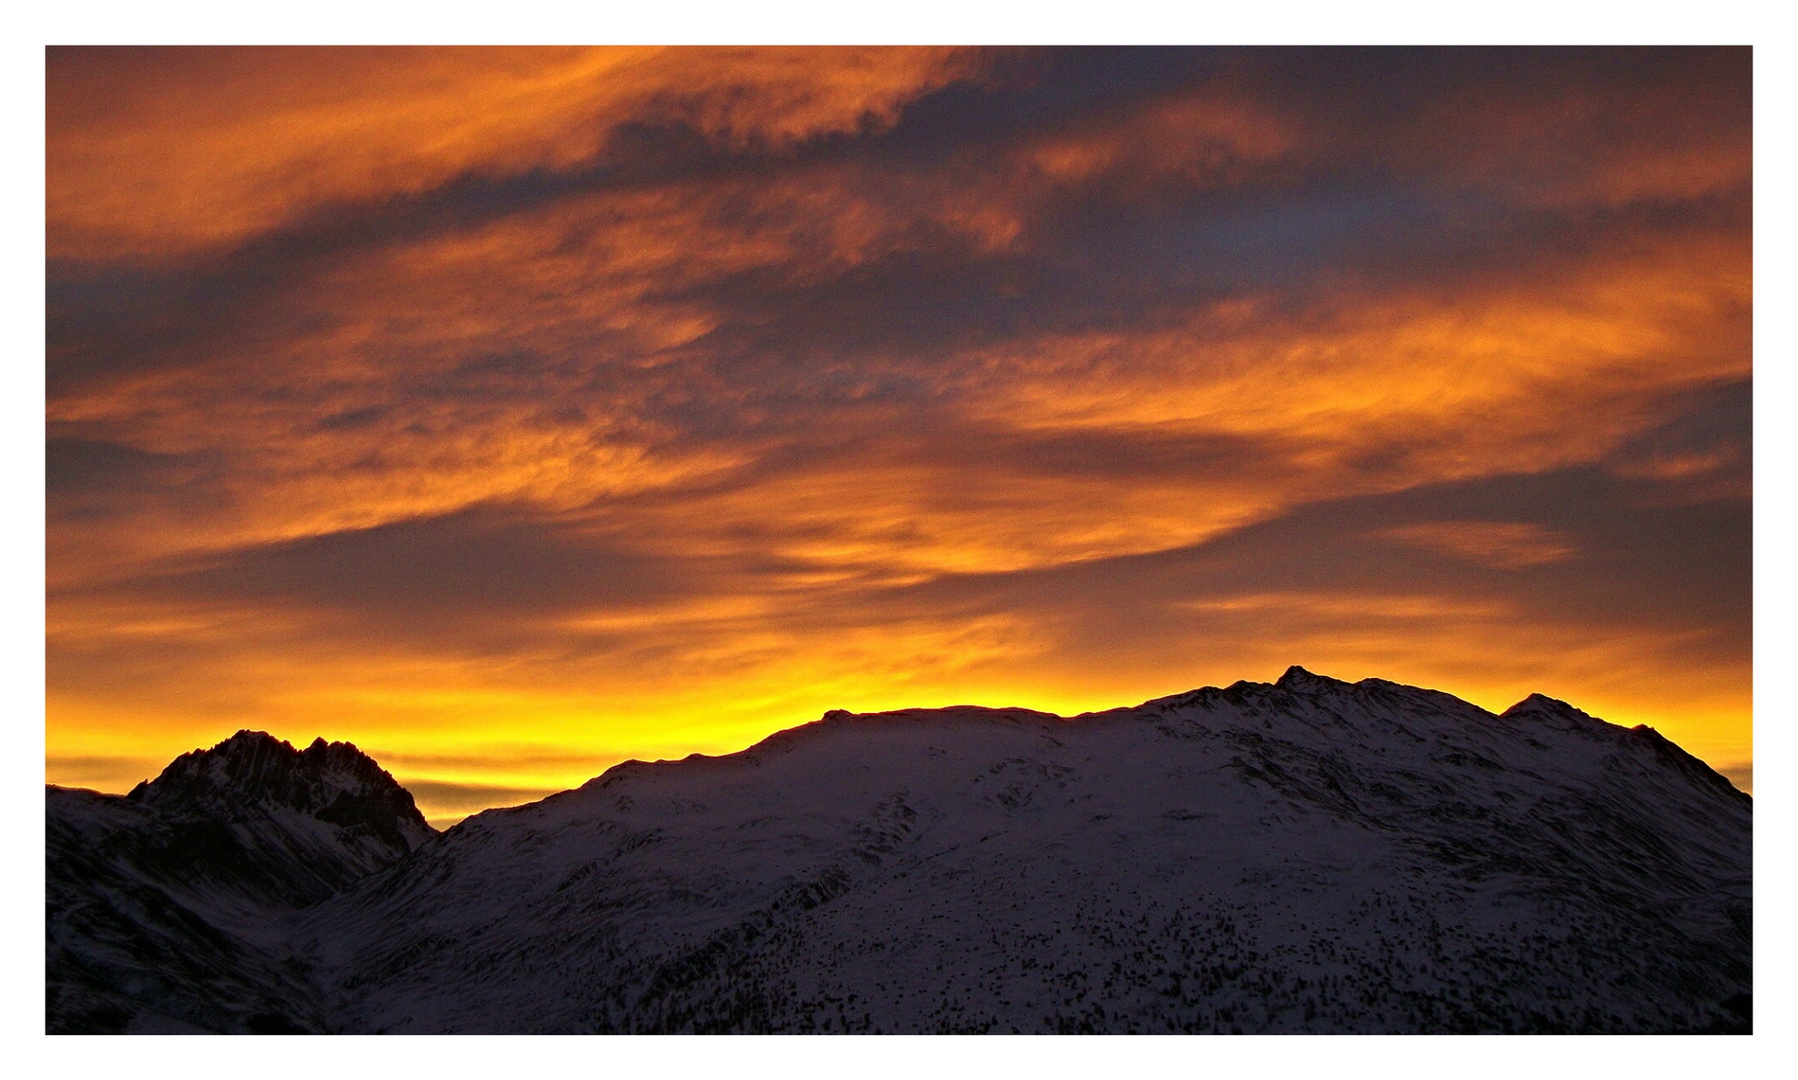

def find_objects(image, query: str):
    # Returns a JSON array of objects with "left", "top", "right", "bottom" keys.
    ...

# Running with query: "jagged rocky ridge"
[
  {"left": 46, "top": 732, "right": 433, "bottom": 1033},
  {"left": 46, "top": 669, "right": 1751, "bottom": 1033}
]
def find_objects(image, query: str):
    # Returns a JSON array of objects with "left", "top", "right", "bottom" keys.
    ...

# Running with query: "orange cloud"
[
  {"left": 47, "top": 49, "right": 1752, "bottom": 822},
  {"left": 47, "top": 46, "right": 979, "bottom": 262},
  {"left": 1379, "top": 522, "right": 1576, "bottom": 570}
]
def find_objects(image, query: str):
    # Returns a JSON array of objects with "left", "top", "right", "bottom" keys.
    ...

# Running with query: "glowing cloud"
[{"left": 47, "top": 48, "right": 1751, "bottom": 821}]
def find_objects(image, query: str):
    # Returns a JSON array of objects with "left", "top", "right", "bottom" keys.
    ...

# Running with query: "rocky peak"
[
  {"left": 1273, "top": 665, "right": 1348, "bottom": 693},
  {"left": 128, "top": 730, "right": 434, "bottom": 852},
  {"left": 1498, "top": 692, "right": 1603, "bottom": 730}
]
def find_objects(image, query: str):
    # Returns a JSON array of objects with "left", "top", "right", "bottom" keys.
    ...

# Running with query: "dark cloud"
[
  {"left": 315, "top": 406, "right": 391, "bottom": 431},
  {"left": 46, "top": 437, "right": 229, "bottom": 523},
  {"left": 45, "top": 127, "right": 748, "bottom": 393},
  {"left": 861, "top": 47, "right": 1226, "bottom": 158},
  {"left": 960, "top": 425, "right": 1290, "bottom": 483},
  {"left": 48, "top": 437, "right": 180, "bottom": 494},
  {"left": 50, "top": 48, "right": 1749, "bottom": 402},
  {"left": 1221, "top": 46, "right": 1752, "bottom": 175},
  {"left": 1605, "top": 378, "right": 1751, "bottom": 498},
  {"left": 105, "top": 503, "right": 707, "bottom": 631},
  {"left": 843, "top": 448, "right": 1750, "bottom": 671},
  {"left": 616, "top": 53, "right": 1748, "bottom": 398}
]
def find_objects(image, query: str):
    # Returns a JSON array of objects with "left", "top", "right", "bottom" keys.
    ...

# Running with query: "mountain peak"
[
  {"left": 1499, "top": 692, "right": 1597, "bottom": 727},
  {"left": 1274, "top": 664, "right": 1345, "bottom": 691},
  {"left": 128, "top": 729, "right": 433, "bottom": 851}
]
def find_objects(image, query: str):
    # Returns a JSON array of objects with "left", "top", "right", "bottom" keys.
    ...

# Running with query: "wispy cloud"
[
  {"left": 1379, "top": 522, "right": 1576, "bottom": 570},
  {"left": 46, "top": 47, "right": 1752, "bottom": 820}
]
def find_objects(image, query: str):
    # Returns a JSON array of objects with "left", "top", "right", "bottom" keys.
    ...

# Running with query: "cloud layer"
[{"left": 47, "top": 47, "right": 1753, "bottom": 816}]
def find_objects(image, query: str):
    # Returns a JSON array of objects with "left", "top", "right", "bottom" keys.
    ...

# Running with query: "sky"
[{"left": 44, "top": 46, "right": 1753, "bottom": 825}]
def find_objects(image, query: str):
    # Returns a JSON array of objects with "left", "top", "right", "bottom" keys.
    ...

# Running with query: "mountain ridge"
[
  {"left": 46, "top": 731, "right": 434, "bottom": 1033},
  {"left": 47, "top": 668, "right": 1751, "bottom": 1033}
]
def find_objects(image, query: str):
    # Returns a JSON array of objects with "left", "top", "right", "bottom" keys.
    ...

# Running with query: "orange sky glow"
[{"left": 46, "top": 47, "right": 1752, "bottom": 825}]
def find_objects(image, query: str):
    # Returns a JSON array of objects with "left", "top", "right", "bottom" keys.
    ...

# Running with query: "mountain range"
[{"left": 46, "top": 667, "right": 1752, "bottom": 1034}]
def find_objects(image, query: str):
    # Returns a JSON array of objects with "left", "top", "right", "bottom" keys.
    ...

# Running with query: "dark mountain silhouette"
[
  {"left": 46, "top": 669, "right": 1751, "bottom": 1033},
  {"left": 46, "top": 732, "right": 433, "bottom": 1033}
]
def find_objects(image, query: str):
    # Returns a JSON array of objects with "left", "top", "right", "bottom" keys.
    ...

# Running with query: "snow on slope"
[
  {"left": 46, "top": 731, "right": 434, "bottom": 1033},
  {"left": 285, "top": 667, "right": 1750, "bottom": 1033}
]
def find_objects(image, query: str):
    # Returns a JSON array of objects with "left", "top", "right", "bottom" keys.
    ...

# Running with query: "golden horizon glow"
[{"left": 47, "top": 47, "right": 1753, "bottom": 821}]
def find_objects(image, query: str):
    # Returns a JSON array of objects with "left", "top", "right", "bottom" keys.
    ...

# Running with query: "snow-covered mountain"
[
  {"left": 46, "top": 669, "right": 1752, "bottom": 1033},
  {"left": 46, "top": 731, "right": 433, "bottom": 1033}
]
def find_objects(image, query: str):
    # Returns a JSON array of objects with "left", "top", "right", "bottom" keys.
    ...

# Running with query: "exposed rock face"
[
  {"left": 46, "top": 671, "right": 1752, "bottom": 1033},
  {"left": 123, "top": 730, "right": 434, "bottom": 900},
  {"left": 46, "top": 732, "right": 434, "bottom": 1033}
]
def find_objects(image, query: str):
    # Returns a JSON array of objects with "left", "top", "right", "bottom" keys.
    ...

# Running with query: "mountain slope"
[
  {"left": 46, "top": 732, "right": 434, "bottom": 1033},
  {"left": 283, "top": 668, "right": 1750, "bottom": 1033}
]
